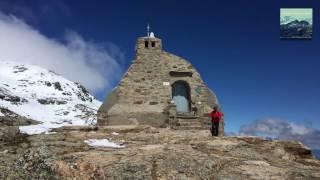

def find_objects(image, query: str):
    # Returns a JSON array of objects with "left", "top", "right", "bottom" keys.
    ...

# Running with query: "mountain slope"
[
  {"left": 280, "top": 20, "right": 312, "bottom": 38},
  {"left": 0, "top": 61, "right": 102, "bottom": 134}
]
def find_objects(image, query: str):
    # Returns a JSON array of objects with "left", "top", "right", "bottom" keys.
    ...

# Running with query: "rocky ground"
[{"left": 0, "top": 125, "right": 320, "bottom": 180}]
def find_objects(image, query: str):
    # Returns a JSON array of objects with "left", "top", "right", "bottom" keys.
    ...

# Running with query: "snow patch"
[
  {"left": 18, "top": 117, "right": 96, "bottom": 135},
  {"left": 84, "top": 139, "right": 125, "bottom": 148},
  {"left": 0, "top": 111, "right": 4, "bottom": 116},
  {"left": 112, "top": 132, "right": 119, "bottom": 135},
  {"left": 19, "top": 123, "right": 61, "bottom": 135}
]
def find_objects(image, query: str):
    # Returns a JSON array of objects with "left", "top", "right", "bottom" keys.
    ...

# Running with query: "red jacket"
[{"left": 210, "top": 111, "right": 223, "bottom": 124}]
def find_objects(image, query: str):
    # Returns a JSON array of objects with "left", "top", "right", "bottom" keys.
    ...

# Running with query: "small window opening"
[
  {"left": 145, "top": 41, "right": 148, "bottom": 48},
  {"left": 151, "top": 41, "right": 155, "bottom": 47}
]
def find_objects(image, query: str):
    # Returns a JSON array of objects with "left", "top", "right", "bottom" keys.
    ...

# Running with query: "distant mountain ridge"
[
  {"left": 281, "top": 16, "right": 312, "bottom": 25},
  {"left": 280, "top": 19, "right": 312, "bottom": 38},
  {"left": 286, "top": 20, "right": 311, "bottom": 27},
  {"left": 0, "top": 61, "right": 102, "bottom": 134}
]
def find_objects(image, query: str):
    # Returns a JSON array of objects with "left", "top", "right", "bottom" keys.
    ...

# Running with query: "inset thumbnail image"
[{"left": 280, "top": 8, "right": 312, "bottom": 39}]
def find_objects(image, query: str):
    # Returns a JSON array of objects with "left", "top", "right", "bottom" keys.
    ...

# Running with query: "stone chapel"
[{"left": 98, "top": 29, "right": 224, "bottom": 136}]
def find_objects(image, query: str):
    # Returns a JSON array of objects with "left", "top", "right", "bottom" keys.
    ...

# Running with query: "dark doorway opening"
[{"left": 172, "top": 81, "right": 191, "bottom": 112}]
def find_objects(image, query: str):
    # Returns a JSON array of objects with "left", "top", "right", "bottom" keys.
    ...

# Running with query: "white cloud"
[
  {"left": 289, "top": 123, "right": 311, "bottom": 135},
  {"left": 0, "top": 12, "right": 124, "bottom": 94},
  {"left": 239, "top": 118, "right": 320, "bottom": 149}
]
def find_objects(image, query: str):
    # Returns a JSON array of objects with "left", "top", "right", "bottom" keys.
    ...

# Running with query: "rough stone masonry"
[{"left": 98, "top": 32, "right": 224, "bottom": 136}]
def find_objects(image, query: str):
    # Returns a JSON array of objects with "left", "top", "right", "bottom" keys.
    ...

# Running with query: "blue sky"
[{"left": 0, "top": 0, "right": 319, "bottom": 142}]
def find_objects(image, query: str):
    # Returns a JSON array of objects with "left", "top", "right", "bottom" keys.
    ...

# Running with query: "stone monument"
[{"left": 98, "top": 27, "right": 224, "bottom": 136}]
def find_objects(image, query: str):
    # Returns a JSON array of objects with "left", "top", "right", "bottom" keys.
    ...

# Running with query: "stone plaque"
[
  {"left": 163, "top": 82, "right": 170, "bottom": 86},
  {"left": 169, "top": 71, "right": 193, "bottom": 77}
]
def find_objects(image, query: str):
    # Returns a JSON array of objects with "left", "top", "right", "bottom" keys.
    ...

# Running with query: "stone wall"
[{"left": 98, "top": 36, "right": 224, "bottom": 136}]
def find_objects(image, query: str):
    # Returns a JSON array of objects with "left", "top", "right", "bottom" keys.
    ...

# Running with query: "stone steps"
[
  {"left": 176, "top": 118, "right": 203, "bottom": 130},
  {"left": 178, "top": 121, "right": 201, "bottom": 126},
  {"left": 174, "top": 113, "right": 208, "bottom": 130},
  {"left": 176, "top": 112, "right": 198, "bottom": 118},
  {"left": 176, "top": 115, "right": 199, "bottom": 119}
]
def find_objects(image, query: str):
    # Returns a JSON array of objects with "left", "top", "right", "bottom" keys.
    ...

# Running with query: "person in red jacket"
[{"left": 209, "top": 106, "right": 223, "bottom": 136}]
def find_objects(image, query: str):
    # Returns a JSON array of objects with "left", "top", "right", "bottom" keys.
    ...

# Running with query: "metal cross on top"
[{"left": 147, "top": 24, "right": 150, "bottom": 37}]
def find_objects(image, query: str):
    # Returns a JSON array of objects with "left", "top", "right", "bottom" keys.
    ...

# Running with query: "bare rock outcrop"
[{"left": 0, "top": 126, "right": 319, "bottom": 179}]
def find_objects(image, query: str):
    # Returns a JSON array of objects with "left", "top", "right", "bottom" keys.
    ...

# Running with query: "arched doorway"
[{"left": 172, "top": 81, "right": 190, "bottom": 112}]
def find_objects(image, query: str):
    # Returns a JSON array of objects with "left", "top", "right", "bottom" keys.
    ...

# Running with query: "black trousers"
[{"left": 211, "top": 123, "right": 219, "bottom": 136}]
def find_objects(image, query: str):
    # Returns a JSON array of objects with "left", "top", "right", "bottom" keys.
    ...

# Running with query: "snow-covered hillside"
[{"left": 0, "top": 61, "right": 102, "bottom": 134}]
